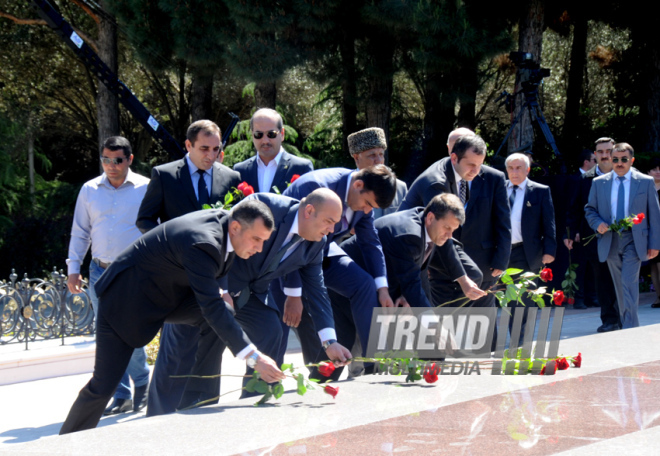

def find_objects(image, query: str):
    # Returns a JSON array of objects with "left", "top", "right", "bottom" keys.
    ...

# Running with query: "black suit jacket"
[
  {"left": 566, "top": 166, "right": 600, "bottom": 241},
  {"left": 136, "top": 157, "right": 241, "bottom": 233},
  {"left": 509, "top": 179, "right": 557, "bottom": 272},
  {"left": 94, "top": 210, "right": 250, "bottom": 355},
  {"left": 341, "top": 208, "right": 435, "bottom": 307},
  {"left": 227, "top": 194, "right": 334, "bottom": 332},
  {"left": 233, "top": 150, "right": 313, "bottom": 194},
  {"left": 399, "top": 157, "right": 511, "bottom": 276}
]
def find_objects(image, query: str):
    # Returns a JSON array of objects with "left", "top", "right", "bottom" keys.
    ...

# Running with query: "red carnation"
[
  {"left": 568, "top": 297, "right": 575, "bottom": 305},
  {"left": 553, "top": 290, "right": 565, "bottom": 306},
  {"left": 290, "top": 174, "right": 301, "bottom": 183},
  {"left": 572, "top": 353, "right": 582, "bottom": 368},
  {"left": 423, "top": 363, "right": 439, "bottom": 384},
  {"left": 539, "top": 268, "right": 553, "bottom": 282},
  {"left": 242, "top": 185, "right": 255, "bottom": 196},
  {"left": 318, "top": 362, "right": 336, "bottom": 377},
  {"left": 323, "top": 385, "right": 339, "bottom": 399},
  {"left": 633, "top": 213, "right": 645, "bottom": 225},
  {"left": 556, "top": 358, "right": 570, "bottom": 370},
  {"left": 237, "top": 182, "right": 248, "bottom": 193}
]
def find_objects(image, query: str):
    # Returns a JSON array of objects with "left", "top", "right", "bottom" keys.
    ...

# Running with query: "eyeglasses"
[
  {"left": 612, "top": 157, "right": 630, "bottom": 163},
  {"left": 100, "top": 157, "right": 126, "bottom": 165},
  {"left": 253, "top": 130, "right": 279, "bottom": 139}
]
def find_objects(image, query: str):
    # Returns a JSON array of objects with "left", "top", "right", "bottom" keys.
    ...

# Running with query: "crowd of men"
[{"left": 60, "top": 108, "right": 660, "bottom": 434}]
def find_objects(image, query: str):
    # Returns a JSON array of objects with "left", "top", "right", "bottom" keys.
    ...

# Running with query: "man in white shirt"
[{"left": 66, "top": 136, "right": 151, "bottom": 415}]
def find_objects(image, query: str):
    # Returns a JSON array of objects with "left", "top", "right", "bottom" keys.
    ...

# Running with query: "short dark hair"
[
  {"left": 230, "top": 200, "right": 274, "bottom": 231},
  {"left": 595, "top": 137, "right": 615, "bottom": 146},
  {"left": 578, "top": 149, "right": 593, "bottom": 165},
  {"left": 187, "top": 120, "right": 222, "bottom": 145},
  {"left": 354, "top": 164, "right": 397, "bottom": 209},
  {"left": 102, "top": 136, "right": 132, "bottom": 158},
  {"left": 424, "top": 193, "right": 465, "bottom": 225},
  {"left": 613, "top": 142, "right": 634, "bottom": 157},
  {"left": 647, "top": 156, "right": 660, "bottom": 172},
  {"left": 452, "top": 135, "right": 487, "bottom": 161}
]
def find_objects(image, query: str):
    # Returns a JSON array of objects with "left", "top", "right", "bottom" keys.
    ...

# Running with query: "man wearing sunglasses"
[
  {"left": 66, "top": 136, "right": 151, "bottom": 416},
  {"left": 586, "top": 143, "right": 660, "bottom": 329},
  {"left": 233, "top": 108, "right": 313, "bottom": 194},
  {"left": 136, "top": 119, "right": 241, "bottom": 416}
]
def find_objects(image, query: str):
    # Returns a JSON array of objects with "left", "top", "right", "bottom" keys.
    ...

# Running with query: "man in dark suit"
[
  {"left": 346, "top": 127, "right": 408, "bottom": 218},
  {"left": 585, "top": 143, "right": 660, "bottom": 329},
  {"left": 341, "top": 193, "right": 485, "bottom": 309},
  {"left": 399, "top": 134, "right": 511, "bottom": 308},
  {"left": 176, "top": 190, "right": 352, "bottom": 410},
  {"left": 565, "top": 137, "right": 621, "bottom": 332},
  {"left": 505, "top": 153, "right": 557, "bottom": 339},
  {"left": 233, "top": 108, "right": 313, "bottom": 194},
  {"left": 59, "top": 202, "right": 284, "bottom": 434},
  {"left": 135, "top": 120, "right": 241, "bottom": 416},
  {"left": 278, "top": 165, "right": 397, "bottom": 370}
]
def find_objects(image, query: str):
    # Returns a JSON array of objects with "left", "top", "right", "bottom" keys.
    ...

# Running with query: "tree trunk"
[
  {"left": 420, "top": 76, "right": 456, "bottom": 171},
  {"left": 254, "top": 81, "right": 277, "bottom": 109},
  {"left": 340, "top": 32, "right": 358, "bottom": 158},
  {"left": 191, "top": 69, "right": 214, "bottom": 122},
  {"left": 96, "top": 1, "right": 120, "bottom": 160},
  {"left": 642, "top": 44, "right": 660, "bottom": 151},
  {"left": 456, "top": 62, "right": 478, "bottom": 130},
  {"left": 508, "top": 0, "right": 544, "bottom": 155},
  {"left": 563, "top": 10, "right": 588, "bottom": 147},
  {"left": 364, "top": 37, "right": 395, "bottom": 163}
]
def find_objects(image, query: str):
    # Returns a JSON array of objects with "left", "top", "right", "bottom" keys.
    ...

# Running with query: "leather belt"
[
  {"left": 511, "top": 242, "right": 524, "bottom": 248},
  {"left": 92, "top": 258, "right": 111, "bottom": 269}
]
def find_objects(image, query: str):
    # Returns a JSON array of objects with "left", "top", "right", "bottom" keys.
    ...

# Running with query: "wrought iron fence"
[{"left": 0, "top": 268, "right": 96, "bottom": 348}]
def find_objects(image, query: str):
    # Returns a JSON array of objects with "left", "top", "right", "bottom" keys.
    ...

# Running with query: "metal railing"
[{"left": 0, "top": 268, "right": 95, "bottom": 349}]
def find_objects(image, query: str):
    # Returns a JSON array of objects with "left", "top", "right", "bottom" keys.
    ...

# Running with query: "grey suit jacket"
[
  {"left": 136, "top": 157, "right": 241, "bottom": 233},
  {"left": 233, "top": 149, "right": 313, "bottom": 194},
  {"left": 585, "top": 170, "right": 660, "bottom": 262},
  {"left": 95, "top": 210, "right": 250, "bottom": 354}
]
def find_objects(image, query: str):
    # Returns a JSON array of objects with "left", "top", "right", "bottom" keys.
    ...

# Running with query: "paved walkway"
[{"left": 2, "top": 294, "right": 660, "bottom": 454}]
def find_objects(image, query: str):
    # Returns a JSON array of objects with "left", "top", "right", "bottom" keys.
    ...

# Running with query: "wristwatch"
[
  {"left": 322, "top": 339, "right": 337, "bottom": 350},
  {"left": 247, "top": 351, "right": 259, "bottom": 368}
]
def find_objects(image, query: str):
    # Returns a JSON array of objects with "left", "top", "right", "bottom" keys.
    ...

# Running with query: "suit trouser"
[
  {"left": 572, "top": 241, "right": 598, "bottom": 304},
  {"left": 277, "top": 253, "right": 379, "bottom": 381},
  {"left": 506, "top": 244, "right": 537, "bottom": 345},
  {"left": 149, "top": 296, "right": 283, "bottom": 416},
  {"left": 427, "top": 245, "right": 483, "bottom": 305},
  {"left": 607, "top": 231, "right": 640, "bottom": 329},
  {"left": 584, "top": 241, "right": 620, "bottom": 327},
  {"left": 60, "top": 313, "right": 135, "bottom": 434}
]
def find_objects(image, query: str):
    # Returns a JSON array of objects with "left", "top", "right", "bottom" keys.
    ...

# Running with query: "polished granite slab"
[{"left": 4, "top": 319, "right": 660, "bottom": 456}]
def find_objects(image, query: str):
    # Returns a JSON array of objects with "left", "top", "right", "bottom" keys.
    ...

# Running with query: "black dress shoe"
[
  {"left": 133, "top": 384, "right": 149, "bottom": 412},
  {"left": 651, "top": 301, "right": 660, "bottom": 308},
  {"left": 573, "top": 302, "right": 588, "bottom": 310},
  {"left": 598, "top": 323, "right": 619, "bottom": 333},
  {"left": 103, "top": 398, "right": 133, "bottom": 415}
]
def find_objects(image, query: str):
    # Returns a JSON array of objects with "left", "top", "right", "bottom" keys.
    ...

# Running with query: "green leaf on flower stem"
[
  {"left": 245, "top": 377, "right": 258, "bottom": 393},
  {"left": 501, "top": 274, "right": 513, "bottom": 284},
  {"left": 256, "top": 389, "right": 273, "bottom": 405},
  {"left": 255, "top": 380, "right": 269, "bottom": 394},
  {"left": 273, "top": 382, "right": 284, "bottom": 399},
  {"left": 505, "top": 268, "right": 523, "bottom": 276},
  {"left": 296, "top": 374, "right": 307, "bottom": 396},
  {"left": 569, "top": 271, "right": 576, "bottom": 279},
  {"left": 505, "top": 284, "right": 519, "bottom": 302},
  {"left": 281, "top": 363, "right": 292, "bottom": 372},
  {"left": 309, "top": 378, "right": 320, "bottom": 383},
  {"left": 202, "top": 204, "right": 211, "bottom": 210},
  {"left": 534, "top": 294, "right": 545, "bottom": 308},
  {"left": 561, "top": 280, "right": 569, "bottom": 288},
  {"left": 224, "top": 193, "right": 233, "bottom": 205}
]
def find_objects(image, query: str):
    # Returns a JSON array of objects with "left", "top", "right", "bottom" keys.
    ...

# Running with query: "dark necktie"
[
  {"left": 197, "top": 169, "right": 209, "bottom": 205},
  {"left": 422, "top": 241, "right": 434, "bottom": 266},
  {"left": 265, "top": 234, "right": 302, "bottom": 275},
  {"left": 509, "top": 185, "right": 518, "bottom": 209},
  {"left": 616, "top": 176, "right": 626, "bottom": 220},
  {"left": 459, "top": 180, "right": 468, "bottom": 205},
  {"left": 340, "top": 213, "right": 349, "bottom": 233}
]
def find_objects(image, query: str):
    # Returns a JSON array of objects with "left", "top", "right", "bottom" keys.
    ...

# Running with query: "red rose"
[
  {"left": 290, "top": 174, "right": 301, "bottom": 183},
  {"left": 541, "top": 361, "right": 557, "bottom": 375},
  {"left": 423, "top": 363, "right": 439, "bottom": 383},
  {"left": 237, "top": 182, "right": 248, "bottom": 193},
  {"left": 633, "top": 213, "right": 645, "bottom": 225},
  {"left": 553, "top": 290, "right": 565, "bottom": 306},
  {"left": 242, "top": 185, "right": 255, "bottom": 196},
  {"left": 318, "top": 362, "right": 336, "bottom": 377},
  {"left": 572, "top": 353, "right": 582, "bottom": 368},
  {"left": 539, "top": 268, "right": 553, "bottom": 282},
  {"left": 556, "top": 357, "right": 570, "bottom": 370},
  {"left": 323, "top": 385, "right": 339, "bottom": 399},
  {"left": 568, "top": 297, "right": 575, "bottom": 305}
]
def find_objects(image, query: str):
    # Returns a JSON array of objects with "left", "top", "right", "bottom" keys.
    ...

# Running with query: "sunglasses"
[
  {"left": 100, "top": 156, "right": 127, "bottom": 165},
  {"left": 612, "top": 157, "right": 630, "bottom": 163},
  {"left": 253, "top": 130, "right": 279, "bottom": 139}
]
